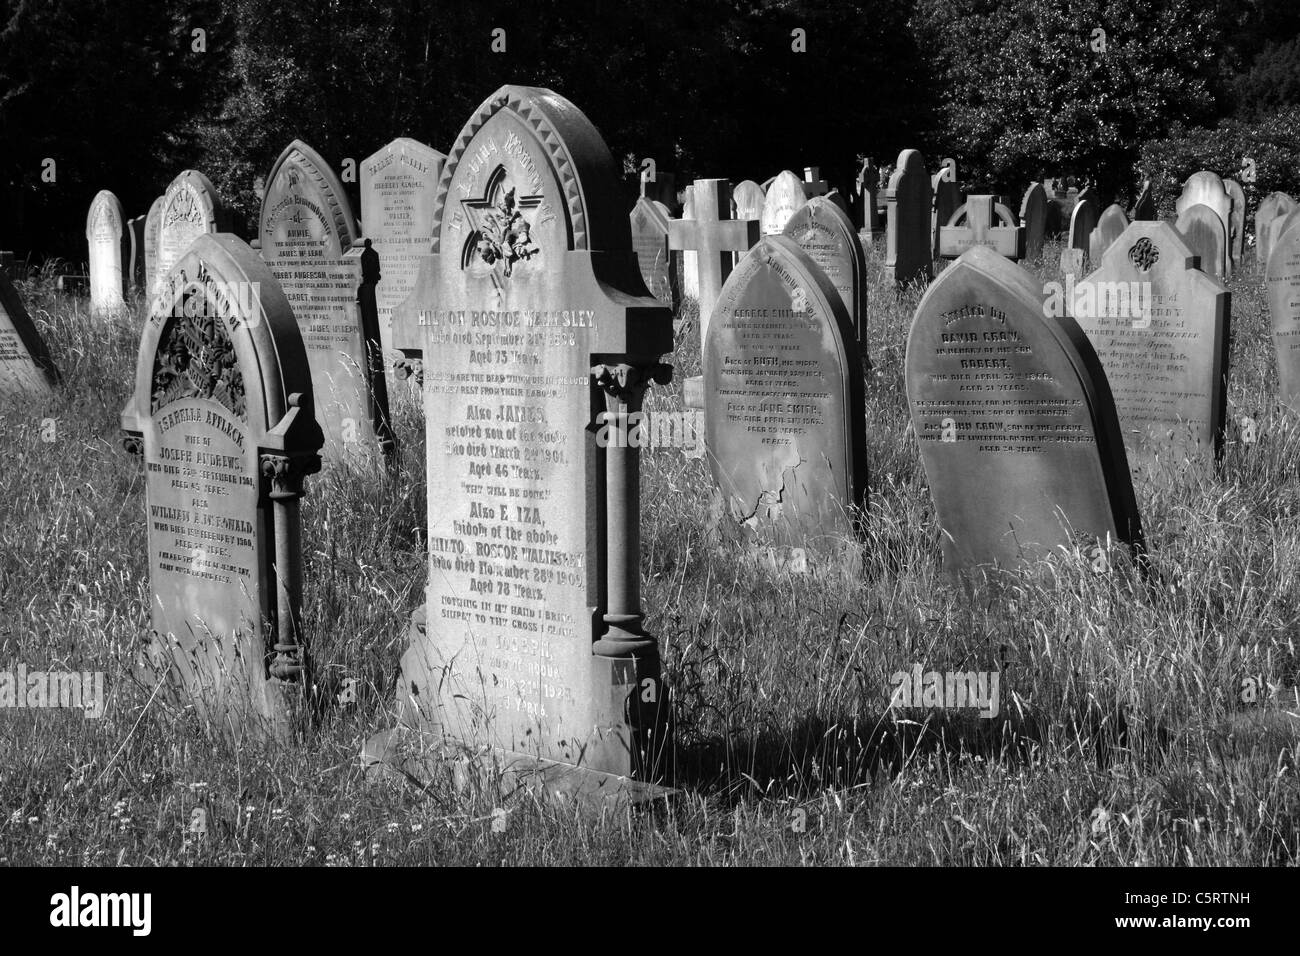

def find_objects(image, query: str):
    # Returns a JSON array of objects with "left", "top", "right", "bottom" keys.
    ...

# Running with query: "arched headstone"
[
  {"left": 760, "top": 171, "right": 808, "bottom": 236},
  {"left": 1132, "top": 180, "right": 1156, "bottom": 221},
  {"left": 1266, "top": 208, "right": 1300, "bottom": 411},
  {"left": 1175, "top": 204, "right": 1228, "bottom": 280},
  {"left": 886, "top": 149, "right": 933, "bottom": 286},
  {"left": 931, "top": 162, "right": 962, "bottom": 259},
  {"left": 1069, "top": 194, "right": 1099, "bottom": 262},
  {"left": 783, "top": 196, "right": 868, "bottom": 343},
  {"left": 382, "top": 85, "right": 674, "bottom": 791},
  {"left": 1255, "top": 192, "right": 1295, "bottom": 267},
  {"left": 906, "top": 246, "right": 1142, "bottom": 574},
  {"left": 86, "top": 190, "right": 126, "bottom": 317},
  {"left": 1019, "top": 182, "right": 1048, "bottom": 260},
  {"left": 120, "top": 233, "right": 324, "bottom": 740},
  {"left": 1088, "top": 203, "right": 1129, "bottom": 262},
  {"left": 706, "top": 235, "right": 866, "bottom": 548},
  {"left": 1175, "top": 172, "right": 1231, "bottom": 277},
  {"left": 630, "top": 195, "right": 676, "bottom": 306},
  {"left": 260, "top": 140, "right": 392, "bottom": 461},
  {"left": 156, "top": 170, "right": 225, "bottom": 292},
  {"left": 360, "top": 137, "right": 446, "bottom": 372},
  {"left": 733, "top": 180, "right": 766, "bottom": 222}
]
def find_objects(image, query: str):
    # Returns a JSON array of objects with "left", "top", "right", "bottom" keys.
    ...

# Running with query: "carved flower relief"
[
  {"left": 469, "top": 185, "right": 539, "bottom": 278},
  {"left": 150, "top": 300, "right": 247, "bottom": 419}
]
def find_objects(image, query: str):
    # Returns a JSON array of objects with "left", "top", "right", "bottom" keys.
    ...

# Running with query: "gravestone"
[
  {"left": 1019, "top": 182, "right": 1048, "bottom": 260},
  {"left": 157, "top": 170, "right": 225, "bottom": 289},
  {"left": 1256, "top": 192, "right": 1295, "bottom": 267},
  {"left": 1175, "top": 204, "right": 1228, "bottom": 280},
  {"left": 86, "top": 190, "right": 126, "bottom": 316},
  {"left": 1070, "top": 220, "right": 1230, "bottom": 468},
  {"left": 1132, "top": 180, "right": 1156, "bottom": 221},
  {"left": 668, "top": 178, "right": 760, "bottom": 344},
  {"left": 825, "top": 188, "right": 851, "bottom": 216},
  {"left": 1060, "top": 247, "right": 1085, "bottom": 280},
  {"left": 906, "top": 246, "right": 1142, "bottom": 573},
  {"left": 260, "top": 139, "right": 393, "bottom": 461},
  {"left": 855, "top": 158, "right": 883, "bottom": 242},
  {"left": 1175, "top": 172, "right": 1231, "bottom": 277},
  {"left": 1089, "top": 203, "right": 1129, "bottom": 263},
  {"left": 1068, "top": 194, "right": 1099, "bottom": 262},
  {"left": 128, "top": 216, "right": 146, "bottom": 292},
  {"left": 679, "top": 184, "right": 698, "bottom": 299},
  {"left": 1266, "top": 208, "right": 1300, "bottom": 411},
  {"left": 760, "top": 171, "right": 809, "bottom": 236},
  {"left": 931, "top": 162, "right": 962, "bottom": 259},
  {"left": 0, "top": 269, "right": 59, "bottom": 396},
  {"left": 706, "top": 235, "right": 866, "bottom": 548},
  {"left": 630, "top": 196, "right": 676, "bottom": 306},
  {"left": 886, "top": 149, "right": 933, "bottom": 285},
  {"left": 802, "top": 167, "right": 829, "bottom": 198},
  {"left": 938, "top": 195, "right": 1024, "bottom": 259},
  {"left": 380, "top": 85, "right": 674, "bottom": 794},
  {"left": 360, "top": 137, "right": 446, "bottom": 372},
  {"left": 783, "top": 196, "right": 868, "bottom": 343},
  {"left": 144, "top": 195, "right": 164, "bottom": 294},
  {"left": 733, "top": 180, "right": 766, "bottom": 223},
  {"left": 120, "top": 233, "right": 323, "bottom": 740},
  {"left": 1224, "top": 178, "right": 1246, "bottom": 267}
]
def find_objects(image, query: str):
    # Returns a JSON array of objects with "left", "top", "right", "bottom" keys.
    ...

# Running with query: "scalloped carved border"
[
  {"left": 268, "top": 143, "right": 356, "bottom": 249},
  {"left": 431, "top": 87, "right": 587, "bottom": 256}
]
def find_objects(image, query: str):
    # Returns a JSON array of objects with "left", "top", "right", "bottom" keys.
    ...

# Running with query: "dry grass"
[{"left": 0, "top": 241, "right": 1296, "bottom": 866}]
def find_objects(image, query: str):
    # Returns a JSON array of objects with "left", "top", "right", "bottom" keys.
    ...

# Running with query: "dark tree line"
[{"left": 2, "top": 0, "right": 1297, "bottom": 262}]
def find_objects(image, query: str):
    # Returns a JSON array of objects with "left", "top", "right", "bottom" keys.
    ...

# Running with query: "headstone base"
[
  {"left": 684, "top": 374, "right": 703, "bottom": 409},
  {"left": 371, "top": 605, "right": 674, "bottom": 808}
]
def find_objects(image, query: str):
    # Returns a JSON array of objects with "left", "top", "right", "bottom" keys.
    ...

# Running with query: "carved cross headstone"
[
  {"left": 1070, "top": 220, "right": 1230, "bottom": 470},
  {"left": 120, "top": 233, "right": 323, "bottom": 741},
  {"left": 906, "top": 246, "right": 1142, "bottom": 575},
  {"left": 86, "top": 190, "right": 126, "bottom": 317},
  {"left": 886, "top": 149, "right": 933, "bottom": 286},
  {"left": 802, "top": 167, "right": 829, "bottom": 198},
  {"left": 669, "top": 179, "right": 760, "bottom": 344},
  {"left": 381, "top": 85, "right": 674, "bottom": 793},
  {"left": 938, "top": 195, "right": 1025, "bottom": 259},
  {"left": 260, "top": 140, "right": 393, "bottom": 462}
]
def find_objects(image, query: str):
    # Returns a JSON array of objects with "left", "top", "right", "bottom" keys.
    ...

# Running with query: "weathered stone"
[
  {"left": 1070, "top": 220, "right": 1230, "bottom": 469},
  {"left": 938, "top": 195, "right": 1024, "bottom": 260},
  {"left": 1019, "top": 182, "right": 1048, "bottom": 260},
  {"left": 1175, "top": 203, "right": 1228, "bottom": 280},
  {"left": 886, "top": 149, "right": 933, "bottom": 286},
  {"left": 906, "top": 246, "right": 1142, "bottom": 574},
  {"left": 630, "top": 196, "right": 676, "bottom": 306},
  {"left": 157, "top": 170, "right": 225, "bottom": 291},
  {"left": 0, "top": 269, "right": 59, "bottom": 396},
  {"left": 706, "top": 235, "right": 866, "bottom": 547},
  {"left": 760, "top": 171, "right": 809, "bottom": 236},
  {"left": 782, "top": 196, "right": 868, "bottom": 342},
  {"left": 86, "top": 190, "right": 126, "bottom": 317},
  {"left": 120, "top": 233, "right": 323, "bottom": 741},
  {"left": 1266, "top": 208, "right": 1300, "bottom": 411},
  {"left": 1175, "top": 172, "right": 1232, "bottom": 277},
  {"left": 1255, "top": 192, "right": 1295, "bottom": 267}
]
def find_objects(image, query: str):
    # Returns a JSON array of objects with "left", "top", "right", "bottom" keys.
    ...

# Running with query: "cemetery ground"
[{"left": 1, "top": 243, "right": 1297, "bottom": 867}]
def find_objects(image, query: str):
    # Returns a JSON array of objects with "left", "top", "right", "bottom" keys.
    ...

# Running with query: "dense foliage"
[{"left": 2, "top": 0, "right": 1299, "bottom": 258}]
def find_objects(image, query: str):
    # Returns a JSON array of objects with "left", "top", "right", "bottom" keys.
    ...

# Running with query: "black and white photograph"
[{"left": 0, "top": 0, "right": 1291, "bottom": 926}]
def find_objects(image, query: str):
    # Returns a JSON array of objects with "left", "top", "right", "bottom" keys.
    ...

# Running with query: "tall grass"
[{"left": 0, "top": 240, "right": 1296, "bottom": 866}]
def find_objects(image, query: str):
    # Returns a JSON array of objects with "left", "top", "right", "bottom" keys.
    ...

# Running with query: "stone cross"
[
  {"left": 668, "top": 179, "right": 760, "bottom": 344},
  {"left": 937, "top": 195, "right": 1024, "bottom": 259},
  {"left": 802, "top": 167, "right": 829, "bottom": 198}
]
